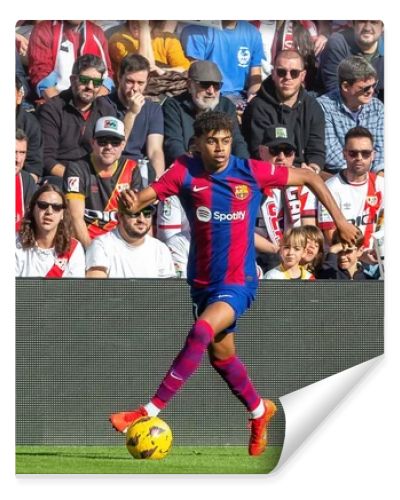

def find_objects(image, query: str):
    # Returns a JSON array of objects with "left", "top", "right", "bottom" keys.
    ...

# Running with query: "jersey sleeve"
[
  {"left": 151, "top": 158, "right": 187, "bottom": 201},
  {"left": 66, "top": 240, "right": 86, "bottom": 277},
  {"left": 248, "top": 159, "right": 289, "bottom": 190},
  {"left": 63, "top": 162, "right": 89, "bottom": 199}
]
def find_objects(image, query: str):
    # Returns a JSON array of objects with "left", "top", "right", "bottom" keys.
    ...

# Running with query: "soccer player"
[{"left": 109, "top": 111, "right": 358, "bottom": 456}]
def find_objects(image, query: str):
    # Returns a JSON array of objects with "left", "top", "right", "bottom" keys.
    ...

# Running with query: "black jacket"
[
  {"left": 38, "top": 89, "right": 116, "bottom": 176},
  {"left": 242, "top": 76, "right": 325, "bottom": 168},
  {"left": 316, "top": 252, "right": 374, "bottom": 280},
  {"left": 162, "top": 91, "right": 249, "bottom": 166},
  {"left": 16, "top": 105, "right": 43, "bottom": 178}
]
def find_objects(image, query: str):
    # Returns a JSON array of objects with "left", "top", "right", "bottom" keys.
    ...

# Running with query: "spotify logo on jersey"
[{"left": 196, "top": 206, "right": 212, "bottom": 222}]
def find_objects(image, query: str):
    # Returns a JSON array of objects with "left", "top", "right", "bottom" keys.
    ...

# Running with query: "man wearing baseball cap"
[
  {"left": 163, "top": 60, "right": 249, "bottom": 166},
  {"left": 64, "top": 116, "right": 143, "bottom": 249}
]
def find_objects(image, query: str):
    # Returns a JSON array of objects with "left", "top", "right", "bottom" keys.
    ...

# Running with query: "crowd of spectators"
[{"left": 15, "top": 20, "right": 384, "bottom": 280}]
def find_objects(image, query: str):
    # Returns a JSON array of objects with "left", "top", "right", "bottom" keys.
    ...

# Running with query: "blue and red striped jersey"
[{"left": 152, "top": 155, "right": 289, "bottom": 289}]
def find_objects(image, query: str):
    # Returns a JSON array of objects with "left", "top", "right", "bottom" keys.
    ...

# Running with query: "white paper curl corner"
[{"left": 275, "top": 355, "right": 383, "bottom": 470}]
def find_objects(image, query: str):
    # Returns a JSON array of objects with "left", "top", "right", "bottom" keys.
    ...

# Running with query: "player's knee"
[{"left": 189, "top": 319, "right": 214, "bottom": 346}]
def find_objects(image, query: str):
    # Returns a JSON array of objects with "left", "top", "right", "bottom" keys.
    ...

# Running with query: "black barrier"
[{"left": 16, "top": 279, "right": 383, "bottom": 446}]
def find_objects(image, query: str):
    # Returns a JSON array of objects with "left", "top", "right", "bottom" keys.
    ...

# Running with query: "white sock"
[
  {"left": 144, "top": 401, "right": 161, "bottom": 417},
  {"left": 250, "top": 399, "right": 265, "bottom": 419}
]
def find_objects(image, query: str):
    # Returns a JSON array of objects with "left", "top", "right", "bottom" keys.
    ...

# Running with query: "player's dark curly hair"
[
  {"left": 18, "top": 184, "right": 73, "bottom": 255},
  {"left": 193, "top": 111, "right": 234, "bottom": 137}
]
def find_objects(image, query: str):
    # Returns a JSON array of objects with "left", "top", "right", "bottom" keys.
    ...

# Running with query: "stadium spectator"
[
  {"left": 27, "top": 20, "right": 114, "bottom": 102},
  {"left": 63, "top": 116, "right": 143, "bottom": 249},
  {"left": 255, "top": 20, "right": 319, "bottom": 90},
  {"left": 318, "top": 126, "right": 384, "bottom": 266},
  {"left": 108, "top": 20, "right": 190, "bottom": 77},
  {"left": 109, "top": 111, "right": 358, "bottom": 457},
  {"left": 299, "top": 225, "right": 325, "bottom": 275},
  {"left": 162, "top": 60, "right": 249, "bottom": 166},
  {"left": 317, "top": 228, "right": 373, "bottom": 280},
  {"left": 15, "top": 183, "right": 85, "bottom": 277},
  {"left": 318, "top": 20, "right": 384, "bottom": 102},
  {"left": 242, "top": 49, "right": 325, "bottom": 173},
  {"left": 156, "top": 195, "right": 189, "bottom": 243},
  {"left": 317, "top": 55, "right": 384, "bottom": 174},
  {"left": 264, "top": 227, "right": 315, "bottom": 280},
  {"left": 37, "top": 54, "right": 116, "bottom": 181},
  {"left": 165, "top": 229, "right": 190, "bottom": 278},
  {"left": 15, "top": 129, "right": 37, "bottom": 232},
  {"left": 180, "top": 21, "right": 264, "bottom": 106},
  {"left": 85, "top": 201, "right": 175, "bottom": 278},
  {"left": 255, "top": 124, "right": 317, "bottom": 273},
  {"left": 16, "top": 76, "right": 43, "bottom": 183},
  {"left": 101, "top": 54, "right": 165, "bottom": 180}
]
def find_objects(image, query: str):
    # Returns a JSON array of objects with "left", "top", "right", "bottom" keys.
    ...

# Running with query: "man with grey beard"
[{"left": 162, "top": 60, "right": 249, "bottom": 166}]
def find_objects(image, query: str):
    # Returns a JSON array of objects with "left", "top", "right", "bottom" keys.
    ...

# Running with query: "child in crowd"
[
  {"left": 317, "top": 228, "right": 373, "bottom": 280},
  {"left": 264, "top": 227, "right": 315, "bottom": 280},
  {"left": 300, "top": 225, "right": 325, "bottom": 275}
]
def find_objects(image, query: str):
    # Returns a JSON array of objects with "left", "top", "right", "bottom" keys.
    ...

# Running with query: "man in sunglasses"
[
  {"left": 317, "top": 55, "right": 383, "bottom": 175},
  {"left": 163, "top": 60, "right": 249, "bottom": 167},
  {"left": 85, "top": 201, "right": 175, "bottom": 278},
  {"left": 255, "top": 125, "right": 317, "bottom": 273},
  {"left": 318, "top": 21, "right": 384, "bottom": 102},
  {"left": 64, "top": 116, "right": 143, "bottom": 249},
  {"left": 109, "top": 111, "right": 359, "bottom": 456},
  {"left": 243, "top": 49, "right": 325, "bottom": 176},
  {"left": 318, "top": 126, "right": 384, "bottom": 271},
  {"left": 38, "top": 54, "right": 116, "bottom": 182}
]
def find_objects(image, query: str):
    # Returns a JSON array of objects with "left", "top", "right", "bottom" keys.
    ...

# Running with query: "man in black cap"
[
  {"left": 255, "top": 124, "right": 318, "bottom": 272},
  {"left": 162, "top": 60, "right": 249, "bottom": 166},
  {"left": 64, "top": 116, "right": 143, "bottom": 249}
]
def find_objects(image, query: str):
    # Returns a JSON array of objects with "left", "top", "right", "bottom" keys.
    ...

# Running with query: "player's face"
[
  {"left": 188, "top": 80, "right": 221, "bottom": 111},
  {"left": 71, "top": 68, "right": 103, "bottom": 105},
  {"left": 258, "top": 144, "right": 295, "bottom": 167},
  {"left": 92, "top": 136, "right": 126, "bottom": 167},
  {"left": 118, "top": 70, "right": 148, "bottom": 103},
  {"left": 343, "top": 137, "right": 374, "bottom": 178},
  {"left": 33, "top": 191, "right": 65, "bottom": 236},
  {"left": 119, "top": 209, "right": 153, "bottom": 240},
  {"left": 195, "top": 130, "right": 232, "bottom": 172},
  {"left": 16, "top": 139, "right": 27, "bottom": 174},
  {"left": 280, "top": 243, "right": 306, "bottom": 268},
  {"left": 272, "top": 55, "right": 305, "bottom": 103}
]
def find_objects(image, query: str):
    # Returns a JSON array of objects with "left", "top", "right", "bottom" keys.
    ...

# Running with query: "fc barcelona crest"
[{"left": 235, "top": 184, "right": 249, "bottom": 200}]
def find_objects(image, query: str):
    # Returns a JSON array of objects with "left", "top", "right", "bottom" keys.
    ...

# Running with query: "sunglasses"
[
  {"left": 96, "top": 137, "right": 123, "bottom": 147},
  {"left": 78, "top": 75, "right": 103, "bottom": 88},
  {"left": 196, "top": 81, "right": 222, "bottom": 90},
  {"left": 276, "top": 68, "right": 302, "bottom": 79},
  {"left": 123, "top": 208, "right": 155, "bottom": 219},
  {"left": 346, "top": 149, "right": 373, "bottom": 159},
  {"left": 36, "top": 200, "right": 65, "bottom": 212},
  {"left": 268, "top": 146, "right": 295, "bottom": 157},
  {"left": 357, "top": 81, "right": 378, "bottom": 94}
]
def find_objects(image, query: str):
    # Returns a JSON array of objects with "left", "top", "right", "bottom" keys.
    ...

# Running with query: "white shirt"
[
  {"left": 166, "top": 230, "right": 191, "bottom": 278},
  {"left": 85, "top": 228, "right": 176, "bottom": 278},
  {"left": 15, "top": 236, "right": 85, "bottom": 277},
  {"left": 318, "top": 172, "right": 384, "bottom": 249},
  {"left": 157, "top": 195, "right": 189, "bottom": 243}
]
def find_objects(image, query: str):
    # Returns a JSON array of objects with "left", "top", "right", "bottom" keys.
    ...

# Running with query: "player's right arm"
[{"left": 120, "top": 159, "right": 186, "bottom": 212}]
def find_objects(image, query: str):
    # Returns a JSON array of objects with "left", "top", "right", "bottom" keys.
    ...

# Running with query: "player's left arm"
[{"left": 286, "top": 168, "right": 358, "bottom": 245}]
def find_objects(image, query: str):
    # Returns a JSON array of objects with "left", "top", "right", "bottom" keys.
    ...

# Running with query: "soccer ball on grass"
[{"left": 126, "top": 416, "right": 173, "bottom": 460}]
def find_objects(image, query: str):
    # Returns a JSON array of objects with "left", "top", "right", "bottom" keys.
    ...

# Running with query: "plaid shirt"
[{"left": 317, "top": 89, "right": 384, "bottom": 173}]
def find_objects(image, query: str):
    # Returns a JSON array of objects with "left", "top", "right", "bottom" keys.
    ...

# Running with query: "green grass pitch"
[{"left": 16, "top": 445, "right": 282, "bottom": 474}]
